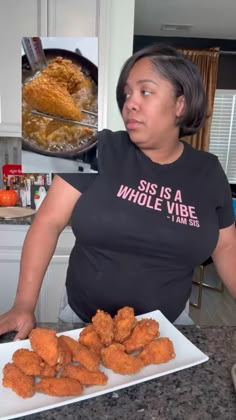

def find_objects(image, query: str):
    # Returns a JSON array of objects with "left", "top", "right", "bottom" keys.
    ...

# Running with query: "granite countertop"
[
  {"left": 0, "top": 323, "right": 235, "bottom": 420},
  {"left": 0, "top": 216, "right": 72, "bottom": 226},
  {"left": 0, "top": 216, "right": 34, "bottom": 225}
]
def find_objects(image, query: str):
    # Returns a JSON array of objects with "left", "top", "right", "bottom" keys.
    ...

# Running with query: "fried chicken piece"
[
  {"left": 123, "top": 319, "right": 159, "bottom": 353},
  {"left": 29, "top": 327, "right": 59, "bottom": 367},
  {"left": 12, "top": 348, "right": 43, "bottom": 376},
  {"left": 92, "top": 310, "right": 114, "bottom": 346},
  {"left": 41, "top": 57, "right": 85, "bottom": 94},
  {"left": 2, "top": 363, "right": 35, "bottom": 398},
  {"left": 35, "top": 377, "right": 83, "bottom": 397},
  {"left": 113, "top": 306, "right": 137, "bottom": 343},
  {"left": 101, "top": 343, "right": 143, "bottom": 375},
  {"left": 138, "top": 337, "right": 176, "bottom": 365},
  {"left": 78, "top": 324, "right": 104, "bottom": 356},
  {"left": 56, "top": 336, "right": 73, "bottom": 371},
  {"left": 58, "top": 335, "right": 79, "bottom": 359},
  {"left": 73, "top": 342, "right": 100, "bottom": 371},
  {"left": 12, "top": 347, "right": 57, "bottom": 378},
  {"left": 39, "top": 364, "right": 57, "bottom": 378},
  {"left": 23, "top": 75, "right": 82, "bottom": 121},
  {"left": 61, "top": 364, "right": 108, "bottom": 386}
]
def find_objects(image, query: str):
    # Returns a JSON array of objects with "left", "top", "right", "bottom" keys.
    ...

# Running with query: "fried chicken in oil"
[
  {"left": 41, "top": 57, "right": 85, "bottom": 94},
  {"left": 2, "top": 363, "right": 35, "bottom": 398},
  {"left": 138, "top": 337, "right": 176, "bottom": 365},
  {"left": 101, "top": 343, "right": 143, "bottom": 375},
  {"left": 35, "top": 377, "right": 83, "bottom": 397},
  {"left": 61, "top": 364, "right": 108, "bottom": 386},
  {"left": 23, "top": 75, "right": 82, "bottom": 121},
  {"left": 29, "top": 327, "right": 59, "bottom": 367},
  {"left": 123, "top": 319, "right": 159, "bottom": 353},
  {"left": 113, "top": 306, "right": 136, "bottom": 343},
  {"left": 78, "top": 324, "right": 104, "bottom": 356},
  {"left": 22, "top": 57, "right": 97, "bottom": 151},
  {"left": 92, "top": 309, "right": 114, "bottom": 346}
]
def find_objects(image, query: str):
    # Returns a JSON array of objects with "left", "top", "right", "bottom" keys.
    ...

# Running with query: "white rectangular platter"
[{"left": 0, "top": 310, "right": 208, "bottom": 420}]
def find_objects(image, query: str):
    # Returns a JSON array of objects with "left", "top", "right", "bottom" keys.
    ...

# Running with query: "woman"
[{"left": 0, "top": 44, "right": 235, "bottom": 340}]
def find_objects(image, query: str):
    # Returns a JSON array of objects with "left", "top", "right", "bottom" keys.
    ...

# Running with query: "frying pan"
[{"left": 22, "top": 48, "right": 98, "bottom": 159}]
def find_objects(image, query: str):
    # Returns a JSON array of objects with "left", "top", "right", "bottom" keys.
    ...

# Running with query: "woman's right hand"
[{"left": 0, "top": 306, "right": 36, "bottom": 341}]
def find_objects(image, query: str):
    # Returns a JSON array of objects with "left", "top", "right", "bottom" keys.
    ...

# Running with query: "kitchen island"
[{"left": 0, "top": 324, "right": 235, "bottom": 420}]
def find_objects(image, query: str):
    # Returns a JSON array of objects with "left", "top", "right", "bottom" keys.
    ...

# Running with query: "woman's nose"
[{"left": 125, "top": 94, "right": 139, "bottom": 112}]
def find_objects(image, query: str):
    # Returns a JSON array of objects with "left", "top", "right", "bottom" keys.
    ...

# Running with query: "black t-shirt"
[{"left": 59, "top": 129, "right": 234, "bottom": 323}]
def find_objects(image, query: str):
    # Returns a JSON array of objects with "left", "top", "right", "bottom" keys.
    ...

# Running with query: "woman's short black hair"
[{"left": 116, "top": 43, "right": 207, "bottom": 138}]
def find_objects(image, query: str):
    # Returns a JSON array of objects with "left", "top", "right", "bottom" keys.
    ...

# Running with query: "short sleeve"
[
  {"left": 57, "top": 173, "right": 97, "bottom": 193},
  {"left": 97, "top": 129, "right": 130, "bottom": 174},
  {"left": 214, "top": 159, "right": 234, "bottom": 229},
  {"left": 57, "top": 129, "right": 129, "bottom": 190}
]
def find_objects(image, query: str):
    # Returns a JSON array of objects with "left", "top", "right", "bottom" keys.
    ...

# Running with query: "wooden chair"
[{"left": 190, "top": 257, "right": 224, "bottom": 309}]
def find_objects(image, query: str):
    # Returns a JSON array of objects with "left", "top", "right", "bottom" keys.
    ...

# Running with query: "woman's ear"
[{"left": 176, "top": 95, "right": 186, "bottom": 118}]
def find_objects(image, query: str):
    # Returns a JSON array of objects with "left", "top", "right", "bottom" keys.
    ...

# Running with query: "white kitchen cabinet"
[
  {"left": 0, "top": 0, "right": 47, "bottom": 137},
  {"left": 37, "top": 227, "right": 75, "bottom": 322},
  {"left": 47, "top": 0, "right": 98, "bottom": 37},
  {"left": 0, "top": 224, "right": 75, "bottom": 322},
  {"left": 0, "top": 259, "right": 22, "bottom": 314},
  {"left": 38, "top": 256, "right": 68, "bottom": 323}
]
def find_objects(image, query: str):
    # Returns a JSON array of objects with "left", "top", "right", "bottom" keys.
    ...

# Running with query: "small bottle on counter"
[
  {"left": 34, "top": 186, "right": 47, "bottom": 211},
  {"left": 19, "top": 180, "right": 27, "bottom": 208}
]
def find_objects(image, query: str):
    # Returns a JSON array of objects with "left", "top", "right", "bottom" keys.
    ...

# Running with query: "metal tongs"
[
  {"left": 22, "top": 37, "right": 98, "bottom": 129},
  {"left": 30, "top": 109, "right": 98, "bottom": 129},
  {"left": 22, "top": 37, "right": 48, "bottom": 73}
]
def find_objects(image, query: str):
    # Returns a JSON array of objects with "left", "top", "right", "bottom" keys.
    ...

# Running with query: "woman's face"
[{"left": 122, "top": 57, "right": 185, "bottom": 149}]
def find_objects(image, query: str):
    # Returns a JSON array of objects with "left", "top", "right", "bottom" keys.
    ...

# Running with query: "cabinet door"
[
  {"left": 0, "top": 254, "right": 39, "bottom": 319},
  {"left": 0, "top": 225, "right": 73, "bottom": 322},
  {"left": 47, "top": 0, "right": 98, "bottom": 36},
  {"left": 0, "top": 0, "right": 47, "bottom": 136},
  {"left": 37, "top": 255, "right": 69, "bottom": 322},
  {"left": 0, "top": 259, "right": 19, "bottom": 314}
]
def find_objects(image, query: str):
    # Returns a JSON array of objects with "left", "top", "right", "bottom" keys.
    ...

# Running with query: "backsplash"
[
  {"left": 0, "top": 138, "right": 52, "bottom": 209},
  {"left": 0, "top": 138, "right": 21, "bottom": 188},
  {"left": 1, "top": 164, "right": 51, "bottom": 209}
]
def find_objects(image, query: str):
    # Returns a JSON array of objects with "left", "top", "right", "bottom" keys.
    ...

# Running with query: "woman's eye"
[
  {"left": 141, "top": 89, "right": 151, "bottom": 96},
  {"left": 124, "top": 92, "right": 131, "bottom": 99}
]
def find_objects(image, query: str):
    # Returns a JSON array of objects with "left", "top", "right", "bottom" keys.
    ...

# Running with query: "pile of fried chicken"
[{"left": 2, "top": 306, "right": 175, "bottom": 399}]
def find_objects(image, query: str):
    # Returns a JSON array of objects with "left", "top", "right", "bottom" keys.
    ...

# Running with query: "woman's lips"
[{"left": 125, "top": 119, "right": 143, "bottom": 130}]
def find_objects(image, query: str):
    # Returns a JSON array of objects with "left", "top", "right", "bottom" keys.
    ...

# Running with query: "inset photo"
[{"left": 21, "top": 37, "right": 98, "bottom": 173}]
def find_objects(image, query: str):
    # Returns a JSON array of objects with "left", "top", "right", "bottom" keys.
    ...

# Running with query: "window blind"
[{"left": 209, "top": 90, "right": 236, "bottom": 183}]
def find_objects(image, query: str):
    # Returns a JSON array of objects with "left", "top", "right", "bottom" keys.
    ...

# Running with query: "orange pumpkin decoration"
[{"left": 0, "top": 189, "right": 18, "bottom": 207}]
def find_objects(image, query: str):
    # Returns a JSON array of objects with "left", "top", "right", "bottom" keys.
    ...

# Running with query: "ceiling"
[{"left": 134, "top": 0, "right": 236, "bottom": 40}]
